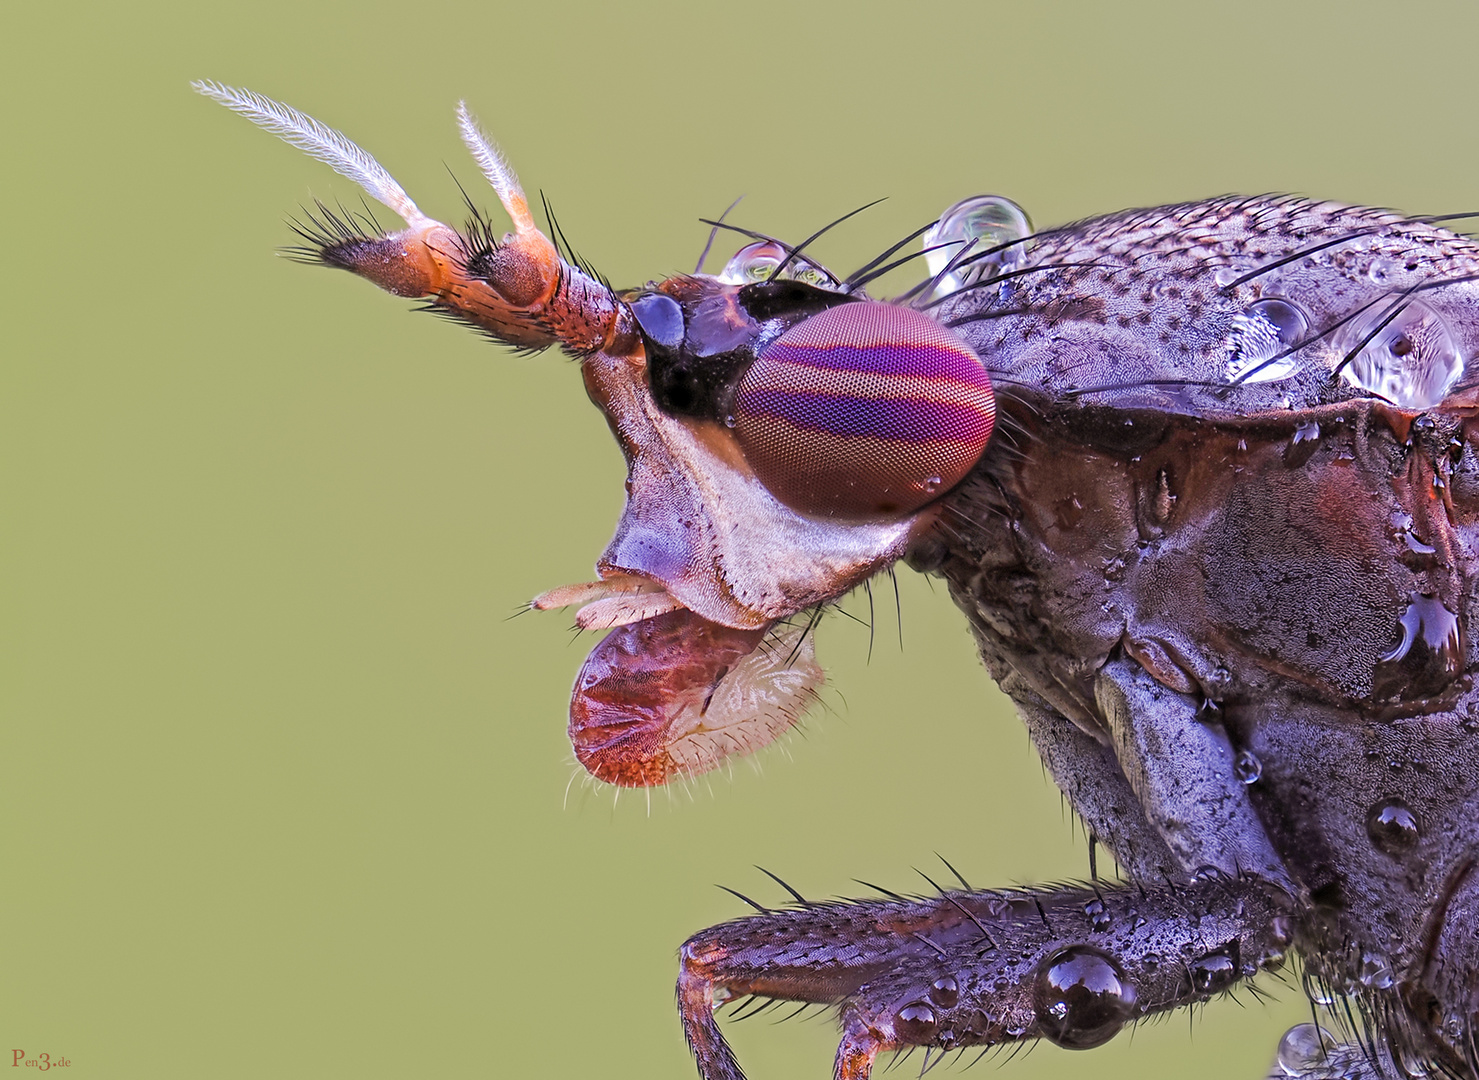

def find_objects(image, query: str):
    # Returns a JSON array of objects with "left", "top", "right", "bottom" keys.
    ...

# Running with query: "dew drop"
[
  {"left": 1334, "top": 298, "right": 1462, "bottom": 409},
  {"left": 1270, "top": 916, "right": 1294, "bottom": 947},
  {"left": 1033, "top": 945, "right": 1138, "bottom": 1050},
  {"left": 1366, "top": 797, "right": 1421, "bottom": 855},
  {"left": 1234, "top": 750, "right": 1263, "bottom": 785},
  {"left": 1284, "top": 420, "right": 1322, "bottom": 467},
  {"left": 1226, "top": 297, "right": 1310, "bottom": 384},
  {"left": 1214, "top": 266, "right": 1242, "bottom": 288},
  {"left": 1276, "top": 1023, "right": 1333, "bottom": 1076},
  {"left": 1373, "top": 593, "right": 1463, "bottom": 700},
  {"left": 1367, "top": 257, "right": 1398, "bottom": 285},
  {"left": 922, "top": 195, "right": 1033, "bottom": 299},
  {"left": 929, "top": 976, "right": 960, "bottom": 1009},
  {"left": 1403, "top": 530, "right": 1437, "bottom": 557},
  {"left": 895, "top": 1001, "right": 938, "bottom": 1041},
  {"left": 1188, "top": 943, "right": 1240, "bottom": 995},
  {"left": 1083, "top": 897, "right": 1112, "bottom": 933},
  {"left": 718, "top": 240, "right": 836, "bottom": 289},
  {"left": 1357, "top": 950, "right": 1395, "bottom": 990}
]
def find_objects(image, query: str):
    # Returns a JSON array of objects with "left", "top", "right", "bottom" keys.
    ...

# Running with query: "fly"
[{"left": 198, "top": 82, "right": 1479, "bottom": 1080}]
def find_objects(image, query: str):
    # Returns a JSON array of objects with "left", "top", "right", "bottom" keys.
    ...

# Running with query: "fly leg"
[{"left": 678, "top": 874, "right": 1294, "bottom": 1080}]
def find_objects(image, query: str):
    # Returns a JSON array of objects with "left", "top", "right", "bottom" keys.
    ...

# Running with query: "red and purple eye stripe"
[{"left": 732, "top": 301, "right": 996, "bottom": 518}]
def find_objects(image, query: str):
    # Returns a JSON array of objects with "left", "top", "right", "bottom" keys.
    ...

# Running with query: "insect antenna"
[
  {"left": 194, "top": 80, "right": 431, "bottom": 228},
  {"left": 766, "top": 198, "right": 886, "bottom": 282},
  {"left": 694, "top": 196, "right": 745, "bottom": 274}
]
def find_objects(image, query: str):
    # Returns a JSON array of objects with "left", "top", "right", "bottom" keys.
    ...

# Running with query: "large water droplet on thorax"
[
  {"left": 1033, "top": 945, "right": 1137, "bottom": 1049},
  {"left": 922, "top": 195, "right": 1032, "bottom": 300},
  {"left": 1334, "top": 298, "right": 1462, "bottom": 408},
  {"left": 1226, "top": 298, "right": 1310, "bottom": 384}
]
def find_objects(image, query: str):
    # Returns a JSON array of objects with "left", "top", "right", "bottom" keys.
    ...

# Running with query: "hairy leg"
[{"left": 678, "top": 873, "right": 1293, "bottom": 1080}]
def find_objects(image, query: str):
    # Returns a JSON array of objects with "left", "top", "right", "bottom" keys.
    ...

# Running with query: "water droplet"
[
  {"left": 922, "top": 475, "right": 943, "bottom": 494},
  {"left": 922, "top": 195, "right": 1033, "bottom": 299},
  {"left": 1214, "top": 266, "right": 1242, "bottom": 288},
  {"left": 1403, "top": 530, "right": 1437, "bottom": 557},
  {"left": 1033, "top": 945, "right": 1138, "bottom": 1050},
  {"left": 1284, "top": 420, "right": 1322, "bottom": 467},
  {"left": 723, "top": 413, "right": 737, "bottom": 428},
  {"left": 1083, "top": 897, "right": 1112, "bottom": 933},
  {"left": 1234, "top": 750, "right": 1263, "bottom": 785},
  {"left": 929, "top": 976, "right": 959, "bottom": 1008},
  {"left": 1334, "top": 298, "right": 1462, "bottom": 409},
  {"left": 1226, "top": 297, "right": 1310, "bottom": 383},
  {"left": 1276, "top": 1023, "right": 1333, "bottom": 1076},
  {"left": 1366, "top": 797, "right": 1421, "bottom": 855},
  {"left": 1259, "top": 946, "right": 1287, "bottom": 972},
  {"left": 1357, "top": 950, "right": 1395, "bottom": 989},
  {"left": 895, "top": 1001, "right": 938, "bottom": 1041},
  {"left": 717, "top": 240, "right": 836, "bottom": 289},
  {"left": 1373, "top": 593, "right": 1463, "bottom": 700},
  {"left": 1306, "top": 980, "right": 1338, "bottom": 1006},
  {"left": 1368, "top": 257, "right": 1398, "bottom": 285},
  {"left": 1188, "top": 944, "right": 1240, "bottom": 995}
]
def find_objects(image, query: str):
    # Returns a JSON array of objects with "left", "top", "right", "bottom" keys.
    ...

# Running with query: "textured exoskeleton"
[{"left": 199, "top": 84, "right": 1479, "bottom": 1080}]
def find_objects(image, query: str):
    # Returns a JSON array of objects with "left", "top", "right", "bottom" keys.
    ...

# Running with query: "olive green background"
[{"left": 4, "top": 1, "right": 1474, "bottom": 1077}]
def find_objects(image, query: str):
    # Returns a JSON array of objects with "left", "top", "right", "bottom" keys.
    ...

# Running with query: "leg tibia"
[{"left": 678, "top": 874, "right": 1293, "bottom": 1080}]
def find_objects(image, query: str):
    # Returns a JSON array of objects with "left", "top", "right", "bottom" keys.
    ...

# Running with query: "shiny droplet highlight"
[
  {"left": 1276, "top": 1023, "right": 1332, "bottom": 1076},
  {"left": 1188, "top": 944, "right": 1239, "bottom": 995},
  {"left": 1366, "top": 797, "right": 1421, "bottom": 855},
  {"left": 1234, "top": 750, "right": 1263, "bottom": 785},
  {"left": 1334, "top": 298, "right": 1462, "bottom": 408},
  {"left": 1033, "top": 945, "right": 1138, "bottom": 1050},
  {"left": 894, "top": 1001, "right": 939, "bottom": 1042},
  {"left": 1225, "top": 297, "right": 1310, "bottom": 384},
  {"left": 922, "top": 195, "right": 1032, "bottom": 299},
  {"left": 1373, "top": 593, "right": 1462, "bottom": 700},
  {"left": 928, "top": 976, "right": 959, "bottom": 1009}
]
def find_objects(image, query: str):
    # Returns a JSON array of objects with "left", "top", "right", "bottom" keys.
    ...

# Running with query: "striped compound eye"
[{"left": 731, "top": 301, "right": 995, "bottom": 518}]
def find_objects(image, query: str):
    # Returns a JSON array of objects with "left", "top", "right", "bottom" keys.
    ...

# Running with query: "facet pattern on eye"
[{"left": 732, "top": 301, "right": 995, "bottom": 518}]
